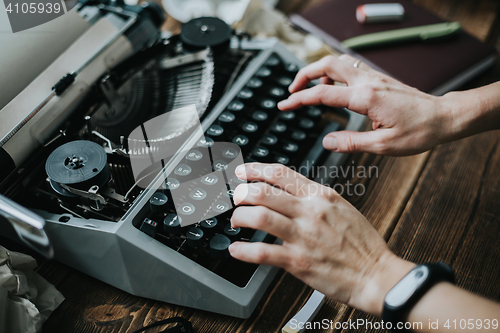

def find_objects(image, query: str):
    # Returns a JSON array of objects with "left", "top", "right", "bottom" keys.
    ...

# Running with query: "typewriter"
[{"left": 0, "top": 0, "right": 365, "bottom": 318}]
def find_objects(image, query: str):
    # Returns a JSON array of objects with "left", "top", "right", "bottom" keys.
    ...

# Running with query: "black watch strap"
[{"left": 382, "top": 261, "right": 455, "bottom": 332}]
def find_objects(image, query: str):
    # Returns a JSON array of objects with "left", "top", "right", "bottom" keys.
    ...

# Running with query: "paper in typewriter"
[{"left": 128, "top": 104, "right": 245, "bottom": 228}]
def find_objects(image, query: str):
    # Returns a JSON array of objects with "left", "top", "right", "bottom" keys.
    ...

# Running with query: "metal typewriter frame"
[{"left": 33, "top": 39, "right": 366, "bottom": 318}]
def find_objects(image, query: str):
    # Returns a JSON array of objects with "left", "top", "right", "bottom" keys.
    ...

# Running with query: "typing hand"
[
  {"left": 228, "top": 163, "right": 415, "bottom": 316},
  {"left": 277, "top": 54, "right": 454, "bottom": 156}
]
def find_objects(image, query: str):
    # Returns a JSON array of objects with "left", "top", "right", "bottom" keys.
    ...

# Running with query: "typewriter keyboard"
[{"left": 135, "top": 53, "right": 345, "bottom": 286}]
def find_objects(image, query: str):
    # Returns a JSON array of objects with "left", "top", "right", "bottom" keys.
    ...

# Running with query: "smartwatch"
[{"left": 382, "top": 261, "right": 455, "bottom": 331}]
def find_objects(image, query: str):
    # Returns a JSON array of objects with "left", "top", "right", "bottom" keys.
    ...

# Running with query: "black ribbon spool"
[
  {"left": 180, "top": 17, "right": 232, "bottom": 53},
  {"left": 45, "top": 140, "right": 110, "bottom": 197}
]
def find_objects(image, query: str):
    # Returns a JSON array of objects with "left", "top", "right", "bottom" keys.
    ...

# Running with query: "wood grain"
[
  {"left": 337, "top": 2, "right": 500, "bottom": 330},
  {"left": 339, "top": 129, "right": 500, "bottom": 333},
  {"left": 411, "top": 0, "right": 499, "bottom": 41},
  {"left": 21, "top": 0, "right": 500, "bottom": 332}
]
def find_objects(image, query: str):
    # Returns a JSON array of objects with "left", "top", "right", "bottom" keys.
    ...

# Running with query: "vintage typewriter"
[{"left": 0, "top": 0, "right": 365, "bottom": 318}]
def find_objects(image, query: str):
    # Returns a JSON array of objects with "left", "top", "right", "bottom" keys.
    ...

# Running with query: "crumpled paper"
[
  {"left": 235, "top": 0, "right": 341, "bottom": 63},
  {"left": 0, "top": 246, "right": 64, "bottom": 333},
  {"left": 160, "top": 0, "right": 279, "bottom": 24}
]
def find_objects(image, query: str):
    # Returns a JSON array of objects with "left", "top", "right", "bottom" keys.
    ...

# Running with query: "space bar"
[{"left": 299, "top": 121, "right": 340, "bottom": 178}]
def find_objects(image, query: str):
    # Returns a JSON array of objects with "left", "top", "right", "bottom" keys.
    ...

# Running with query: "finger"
[
  {"left": 233, "top": 182, "right": 302, "bottom": 218},
  {"left": 278, "top": 85, "right": 354, "bottom": 112},
  {"left": 229, "top": 241, "right": 290, "bottom": 267},
  {"left": 235, "top": 163, "right": 312, "bottom": 196},
  {"left": 231, "top": 206, "right": 296, "bottom": 241},
  {"left": 323, "top": 130, "right": 392, "bottom": 154},
  {"left": 338, "top": 54, "right": 374, "bottom": 72},
  {"left": 289, "top": 55, "right": 360, "bottom": 93}
]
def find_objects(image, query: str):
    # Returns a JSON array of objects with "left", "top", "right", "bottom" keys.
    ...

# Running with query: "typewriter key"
[
  {"left": 242, "top": 122, "right": 258, "bottom": 134},
  {"left": 165, "top": 178, "right": 181, "bottom": 190},
  {"left": 269, "top": 87, "right": 285, "bottom": 98},
  {"left": 218, "top": 112, "right": 236, "bottom": 125},
  {"left": 252, "top": 146, "right": 269, "bottom": 161},
  {"left": 206, "top": 125, "right": 224, "bottom": 139},
  {"left": 265, "top": 56, "right": 281, "bottom": 67},
  {"left": 251, "top": 111, "right": 268, "bottom": 122},
  {"left": 201, "top": 217, "right": 218, "bottom": 230},
  {"left": 186, "top": 227, "right": 204, "bottom": 247},
  {"left": 270, "top": 122, "right": 287, "bottom": 134},
  {"left": 299, "top": 118, "right": 315, "bottom": 130},
  {"left": 150, "top": 192, "right": 169, "bottom": 213},
  {"left": 278, "top": 76, "right": 293, "bottom": 87},
  {"left": 233, "top": 135, "right": 249, "bottom": 148},
  {"left": 189, "top": 188, "right": 207, "bottom": 201},
  {"left": 247, "top": 77, "right": 263, "bottom": 89},
  {"left": 228, "top": 100, "right": 244, "bottom": 112},
  {"left": 213, "top": 160, "right": 229, "bottom": 171},
  {"left": 209, "top": 234, "right": 231, "bottom": 259},
  {"left": 186, "top": 149, "right": 203, "bottom": 161},
  {"left": 212, "top": 200, "right": 231, "bottom": 214},
  {"left": 285, "top": 63, "right": 299, "bottom": 74},
  {"left": 222, "top": 147, "right": 239, "bottom": 159},
  {"left": 261, "top": 134, "right": 278, "bottom": 146},
  {"left": 283, "top": 142, "right": 299, "bottom": 153},
  {"left": 279, "top": 111, "right": 296, "bottom": 122},
  {"left": 256, "top": 66, "right": 272, "bottom": 78},
  {"left": 174, "top": 164, "right": 192, "bottom": 176},
  {"left": 164, "top": 214, "right": 182, "bottom": 234},
  {"left": 260, "top": 99, "right": 276, "bottom": 110},
  {"left": 237, "top": 88, "right": 254, "bottom": 99},
  {"left": 201, "top": 174, "right": 219, "bottom": 186},
  {"left": 307, "top": 107, "right": 322, "bottom": 118},
  {"left": 223, "top": 224, "right": 241, "bottom": 240},
  {"left": 274, "top": 154, "right": 290, "bottom": 165},
  {"left": 197, "top": 137, "right": 214, "bottom": 148},
  {"left": 291, "top": 130, "right": 307, "bottom": 141},
  {"left": 179, "top": 202, "right": 196, "bottom": 215}
]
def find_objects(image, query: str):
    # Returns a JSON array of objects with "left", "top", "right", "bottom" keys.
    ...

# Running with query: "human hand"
[
  {"left": 228, "top": 163, "right": 415, "bottom": 316},
  {"left": 277, "top": 54, "right": 455, "bottom": 156}
]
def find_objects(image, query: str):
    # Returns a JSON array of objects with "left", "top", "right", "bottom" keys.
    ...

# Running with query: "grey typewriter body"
[{"left": 0, "top": 2, "right": 365, "bottom": 318}]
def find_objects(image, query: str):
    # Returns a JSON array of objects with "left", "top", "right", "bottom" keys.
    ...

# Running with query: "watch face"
[{"left": 385, "top": 266, "right": 429, "bottom": 307}]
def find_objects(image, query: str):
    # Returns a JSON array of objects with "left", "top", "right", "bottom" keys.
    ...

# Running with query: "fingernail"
[
  {"left": 235, "top": 164, "right": 245, "bottom": 176},
  {"left": 228, "top": 243, "right": 237, "bottom": 254},
  {"left": 232, "top": 185, "right": 247, "bottom": 205},
  {"left": 324, "top": 136, "right": 338, "bottom": 150},
  {"left": 277, "top": 99, "right": 289, "bottom": 109}
]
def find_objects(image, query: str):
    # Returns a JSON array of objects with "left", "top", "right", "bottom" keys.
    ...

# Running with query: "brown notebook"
[{"left": 290, "top": 0, "right": 496, "bottom": 94}]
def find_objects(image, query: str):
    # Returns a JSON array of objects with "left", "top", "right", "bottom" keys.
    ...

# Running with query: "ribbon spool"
[
  {"left": 45, "top": 140, "right": 110, "bottom": 197},
  {"left": 180, "top": 17, "right": 232, "bottom": 53}
]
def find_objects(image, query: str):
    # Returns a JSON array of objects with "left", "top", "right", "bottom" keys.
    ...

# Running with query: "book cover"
[{"left": 290, "top": 0, "right": 496, "bottom": 94}]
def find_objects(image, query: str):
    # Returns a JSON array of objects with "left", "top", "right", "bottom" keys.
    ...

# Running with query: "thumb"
[{"left": 323, "top": 130, "right": 389, "bottom": 154}]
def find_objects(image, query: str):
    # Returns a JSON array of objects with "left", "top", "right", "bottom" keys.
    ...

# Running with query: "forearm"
[
  {"left": 407, "top": 282, "right": 500, "bottom": 332},
  {"left": 360, "top": 255, "right": 500, "bottom": 332},
  {"left": 443, "top": 81, "right": 500, "bottom": 143}
]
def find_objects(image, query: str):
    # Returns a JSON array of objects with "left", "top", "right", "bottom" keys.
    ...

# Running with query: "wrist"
[
  {"left": 436, "top": 91, "right": 465, "bottom": 145},
  {"left": 352, "top": 252, "right": 416, "bottom": 317},
  {"left": 441, "top": 86, "right": 500, "bottom": 142}
]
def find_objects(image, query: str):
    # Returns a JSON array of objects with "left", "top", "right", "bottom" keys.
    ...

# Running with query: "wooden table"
[{"left": 9, "top": 0, "right": 500, "bottom": 332}]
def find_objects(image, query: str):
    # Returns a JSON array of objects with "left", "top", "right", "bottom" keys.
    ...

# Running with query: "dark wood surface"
[{"left": 9, "top": 0, "right": 500, "bottom": 332}]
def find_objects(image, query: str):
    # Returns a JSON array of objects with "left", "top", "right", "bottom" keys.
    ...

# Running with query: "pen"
[{"left": 341, "top": 22, "right": 462, "bottom": 50}]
